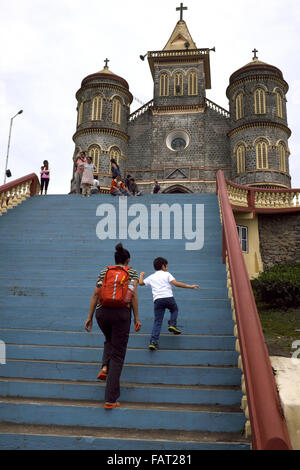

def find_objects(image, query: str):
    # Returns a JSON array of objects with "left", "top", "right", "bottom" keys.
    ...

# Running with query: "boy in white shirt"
[{"left": 139, "top": 257, "right": 199, "bottom": 350}]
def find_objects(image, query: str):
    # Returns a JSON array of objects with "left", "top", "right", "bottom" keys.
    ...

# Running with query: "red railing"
[
  {"left": 0, "top": 173, "right": 40, "bottom": 214},
  {"left": 216, "top": 170, "right": 292, "bottom": 450}
]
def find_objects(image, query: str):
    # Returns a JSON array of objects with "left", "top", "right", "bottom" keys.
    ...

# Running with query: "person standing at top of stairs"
[
  {"left": 139, "top": 257, "right": 199, "bottom": 351},
  {"left": 84, "top": 243, "right": 141, "bottom": 409}
]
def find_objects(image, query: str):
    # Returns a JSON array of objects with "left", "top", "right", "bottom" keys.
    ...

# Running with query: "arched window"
[
  {"left": 276, "top": 92, "right": 283, "bottom": 118},
  {"left": 236, "top": 145, "right": 246, "bottom": 173},
  {"left": 174, "top": 73, "right": 183, "bottom": 96},
  {"left": 88, "top": 146, "right": 100, "bottom": 172},
  {"left": 77, "top": 102, "right": 83, "bottom": 126},
  {"left": 235, "top": 93, "right": 244, "bottom": 120},
  {"left": 188, "top": 72, "right": 198, "bottom": 95},
  {"left": 278, "top": 143, "right": 286, "bottom": 172},
  {"left": 254, "top": 89, "right": 266, "bottom": 114},
  {"left": 91, "top": 96, "right": 102, "bottom": 121},
  {"left": 159, "top": 74, "right": 169, "bottom": 96},
  {"left": 110, "top": 147, "right": 120, "bottom": 165},
  {"left": 256, "top": 141, "right": 269, "bottom": 169},
  {"left": 112, "top": 98, "right": 121, "bottom": 124}
]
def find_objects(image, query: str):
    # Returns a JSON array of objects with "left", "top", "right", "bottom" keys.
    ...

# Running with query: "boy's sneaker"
[
  {"left": 168, "top": 325, "right": 182, "bottom": 335},
  {"left": 148, "top": 341, "right": 159, "bottom": 350}
]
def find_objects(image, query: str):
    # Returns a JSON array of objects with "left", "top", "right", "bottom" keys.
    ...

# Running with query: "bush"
[{"left": 251, "top": 263, "right": 300, "bottom": 309}]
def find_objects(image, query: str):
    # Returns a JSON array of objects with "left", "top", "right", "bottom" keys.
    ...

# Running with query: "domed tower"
[
  {"left": 71, "top": 61, "right": 133, "bottom": 190},
  {"left": 226, "top": 51, "right": 291, "bottom": 188}
]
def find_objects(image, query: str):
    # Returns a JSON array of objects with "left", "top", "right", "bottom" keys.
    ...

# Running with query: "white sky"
[{"left": 0, "top": 0, "right": 299, "bottom": 193}]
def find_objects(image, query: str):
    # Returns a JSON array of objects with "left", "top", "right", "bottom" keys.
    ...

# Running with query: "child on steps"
[{"left": 139, "top": 257, "right": 199, "bottom": 350}]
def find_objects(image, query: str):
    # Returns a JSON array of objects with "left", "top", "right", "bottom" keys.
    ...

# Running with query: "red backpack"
[{"left": 97, "top": 266, "right": 133, "bottom": 307}]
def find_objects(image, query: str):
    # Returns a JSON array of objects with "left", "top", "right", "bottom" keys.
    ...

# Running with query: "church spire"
[{"left": 163, "top": 18, "right": 197, "bottom": 50}]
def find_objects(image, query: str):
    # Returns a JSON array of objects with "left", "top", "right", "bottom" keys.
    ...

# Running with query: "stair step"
[
  {"left": 0, "top": 377, "right": 242, "bottom": 405},
  {"left": 0, "top": 422, "right": 250, "bottom": 450},
  {"left": 0, "top": 315, "right": 235, "bottom": 335},
  {"left": 0, "top": 360, "right": 242, "bottom": 386},
  {"left": 0, "top": 397, "right": 247, "bottom": 433},
  {"left": 5, "top": 344, "right": 238, "bottom": 366},
  {"left": 0, "top": 329, "right": 236, "bottom": 349}
]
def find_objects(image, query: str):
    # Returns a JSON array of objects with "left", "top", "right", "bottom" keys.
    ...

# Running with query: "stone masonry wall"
[{"left": 258, "top": 212, "right": 300, "bottom": 269}]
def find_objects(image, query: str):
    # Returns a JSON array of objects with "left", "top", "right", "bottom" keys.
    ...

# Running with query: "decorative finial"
[
  {"left": 252, "top": 48, "right": 258, "bottom": 60},
  {"left": 104, "top": 58, "right": 110, "bottom": 68},
  {"left": 176, "top": 2, "right": 187, "bottom": 21}
]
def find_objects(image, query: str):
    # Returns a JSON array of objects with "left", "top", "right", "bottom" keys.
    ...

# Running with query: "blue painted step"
[
  {"left": 5, "top": 344, "right": 239, "bottom": 366},
  {"left": 0, "top": 431, "right": 250, "bottom": 451},
  {"left": 0, "top": 329, "right": 236, "bottom": 349},
  {"left": 0, "top": 399, "right": 246, "bottom": 433},
  {"left": 0, "top": 378, "right": 242, "bottom": 406},
  {"left": 0, "top": 361, "right": 242, "bottom": 386}
]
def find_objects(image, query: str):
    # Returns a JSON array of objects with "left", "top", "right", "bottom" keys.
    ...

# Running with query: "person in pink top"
[
  {"left": 40, "top": 160, "right": 50, "bottom": 195},
  {"left": 75, "top": 151, "right": 86, "bottom": 194}
]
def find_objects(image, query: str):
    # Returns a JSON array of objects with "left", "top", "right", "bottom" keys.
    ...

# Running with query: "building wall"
[
  {"left": 127, "top": 102, "right": 231, "bottom": 193},
  {"left": 258, "top": 212, "right": 300, "bottom": 269}
]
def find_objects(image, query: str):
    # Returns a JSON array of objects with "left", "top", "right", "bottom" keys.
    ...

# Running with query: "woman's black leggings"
[
  {"left": 95, "top": 306, "right": 131, "bottom": 403},
  {"left": 41, "top": 178, "right": 49, "bottom": 191}
]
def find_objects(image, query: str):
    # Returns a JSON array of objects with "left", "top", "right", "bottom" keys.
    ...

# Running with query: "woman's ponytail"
[{"left": 114, "top": 243, "right": 130, "bottom": 264}]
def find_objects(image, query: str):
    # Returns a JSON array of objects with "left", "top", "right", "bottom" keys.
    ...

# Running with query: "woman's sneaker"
[
  {"left": 148, "top": 341, "right": 159, "bottom": 350},
  {"left": 168, "top": 325, "right": 182, "bottom": 335}
]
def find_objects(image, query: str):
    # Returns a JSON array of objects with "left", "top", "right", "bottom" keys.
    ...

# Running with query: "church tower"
[
  {"left": 226, "top": 52, "right": 291, "bottom": 188},
  {"left": 71, "top": 61, "right": 133, "bottom": 190},
  {"left": 127, "top": 3, "right": 230, "bottom": 194}
]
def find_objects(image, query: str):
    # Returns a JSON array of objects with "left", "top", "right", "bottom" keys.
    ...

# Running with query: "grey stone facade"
[
  {"left": 258, "top": 213, "right": 300, "bottom": 269},
  {"left": 70, "top": 20, "right": 292, "bottom": 194}
]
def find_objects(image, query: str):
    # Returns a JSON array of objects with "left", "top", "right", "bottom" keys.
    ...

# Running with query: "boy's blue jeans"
[{"left": 151, "top": 297, "right": 178, "bottom": 343}]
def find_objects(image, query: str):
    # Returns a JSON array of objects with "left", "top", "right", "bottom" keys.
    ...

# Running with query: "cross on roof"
[
  {"left": 252, "top": 48, "right": 258, "bottom": 59},
  {"left": 176, "top": 2, "right": 187, "bottom": 21},
  {"left": 104, "top": 58, "right": 110, "bottom": 68}
]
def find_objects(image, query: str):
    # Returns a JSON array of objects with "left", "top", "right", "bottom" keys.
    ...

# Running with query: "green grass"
[{"left": 257, "top": 304, "right": 300, "bottom": 357}]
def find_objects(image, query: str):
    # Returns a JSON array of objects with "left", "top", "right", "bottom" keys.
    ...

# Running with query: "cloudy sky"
[{"left": 1, "top": 0, "right": 299, "bottom": 193}]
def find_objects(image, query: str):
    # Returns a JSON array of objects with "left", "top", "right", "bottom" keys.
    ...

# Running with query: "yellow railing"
[
  {"left": 0, "top": 174, "right": 40, "bottom": 216},
  {"left": 226, "top": 179, "right": 300, "bottom": 212}
]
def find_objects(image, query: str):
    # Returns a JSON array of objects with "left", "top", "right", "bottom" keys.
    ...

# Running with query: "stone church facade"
[{"left": 70, "top": 12, "right": 292, "bottom": 194}]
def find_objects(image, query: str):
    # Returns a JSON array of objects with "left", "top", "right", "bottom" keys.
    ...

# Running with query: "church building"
[{"left": 71, "top": 3, "right": 291, "bottom": 195}]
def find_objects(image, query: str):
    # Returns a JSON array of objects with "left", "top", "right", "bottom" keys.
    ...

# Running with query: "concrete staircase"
[{"left": 0, "top": 194, "right": 250, "bottom": 450}]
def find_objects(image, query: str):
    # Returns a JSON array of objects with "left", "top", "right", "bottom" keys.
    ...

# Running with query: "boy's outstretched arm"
[
  {"left": 171, "top": 280, "right": 199, "bottom": 289},
  {"left": 139, "top": 272, "right": 146, "bottom": 286}
]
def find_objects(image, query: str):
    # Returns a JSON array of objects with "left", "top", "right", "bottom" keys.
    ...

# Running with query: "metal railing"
[
  {"left": 216, "top": 170, "right": 292, "bottom": 450},
  {"left": 0, "top": 174, "right": 40, "bottom": 216},
  {"left": 129, "top": 100, "right": 154, "bottom": 122}
]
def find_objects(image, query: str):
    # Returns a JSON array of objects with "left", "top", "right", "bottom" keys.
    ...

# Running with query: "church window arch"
[
  {"left": 256, "top": 141, "right": 269, "bottom": 169},
  {"left": 235, "top": 93, "right": 244, "bottom": 120},
  {"left": 278, "top": 143, "right": 286, "bottom": 172},
  {"left": 188, "top": 72, "right": 198, "bottom": 95},
  {"left": 109, "top": 146, "right": 120, "bottom": 165},
  {"left": 88, "top": 145, "right": 101, "bottom": 172},
  {"left": 254, "top": 88, "right": 266, "bottom": 114},
  {"left": 174, "top": 72, "right": 183, "bottom": 96},
  {"left": 159, "top": 73, "right": 169, "bottom": 96},
  {"left": 236, "top": 145, "right": 246, "bottom": 173},
  {"left": 77, "top": 102, "right": 84, "bottom": 126},
  {"left": 276, "top": 91, "right": 283, "bottom": 118},
  {"left": 112, "top": 98, "right": 122, "bottom": 124},
  {"left": 91, "top": 96, "right": 103, "bottom": 121}
]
